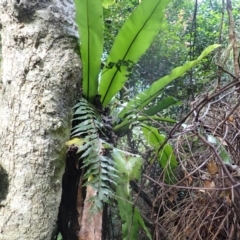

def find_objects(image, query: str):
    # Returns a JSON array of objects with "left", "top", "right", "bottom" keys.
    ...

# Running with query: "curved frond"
[
  {"left": 71, "top": 98, "right": 117, "bottom": 211},
  {"left": 118, "top": 44, "right": 221, "bottom": 119},
  {"left": 74, "top": 0, "right": 103, "bottom": 102},
  {"left": 99, "top": 0, "right": 171, "bottom": 106}
]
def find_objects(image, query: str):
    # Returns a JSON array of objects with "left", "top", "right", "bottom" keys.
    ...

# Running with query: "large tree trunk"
[{"left": 0, "top": 1, "right": 81, "bottom": 239}]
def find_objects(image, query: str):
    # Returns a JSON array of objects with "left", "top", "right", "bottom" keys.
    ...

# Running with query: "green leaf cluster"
[
  {"left": 118, "top": 44, "right": 221, "bottom": 119},
  {"left": 71, "top": 98, "right": 118, "bottom": 210},
  {"left": 72, "top": 0, "right": 222, "bottom": 237},
  {"left": 112, "top": 149, "right": 152, "bottom": 240},
  {"left": 99, "top": 0, "right": 171, "bottom": 106},
  {"left": 74, "top": 0, "right": 103, "bottom": 103},
  {"left": 142, "top": 125, "right": 178, "bottom": 184},
  {"left": 207, "top": 134, "right": 232, "bottom": 165}
]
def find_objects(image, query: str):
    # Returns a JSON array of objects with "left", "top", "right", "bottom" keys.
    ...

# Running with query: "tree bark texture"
[{"left": 0, "top": 1, "right": 81, "bottom": 239}]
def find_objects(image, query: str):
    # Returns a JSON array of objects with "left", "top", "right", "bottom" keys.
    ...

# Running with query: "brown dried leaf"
[
  {"left": 204, "top": 180, "right": 215, "bottom": 188},
  {"left": 207, "top": 159, "right": 218, "bottom": 175},
  {"left": 184, "top": 171, "right": 192, "bottom": 185},
  {"left": 168, "top": 195, "right": 175, "bottom": 202},
  {"left": 225, "top": 195, "right": 232, "bottom": 206},
  {"left": 220, "top": 190, "right": 232, "bottom": 206},
  {"left": 228, "top": 115, "right": 234, "bottom": 122}
]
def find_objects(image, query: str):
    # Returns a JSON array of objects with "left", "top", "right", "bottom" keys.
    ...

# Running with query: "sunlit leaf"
[
  {"left": 143, "top": 96, "right": 180, "bottom": 116},
  {"left": 112, "top": 149, "right": 150, "bottom": 240},
  {"left": 66, "top": 137, "right": 86, "bottom": 147},
  {"left": 102, "top": 0, "right": 115, "bottom": 8},
  {"left": 142, "top": 124, "right": 178, "bottom": 183},
  {"left": 99, "top": 0, "right": 171, "bottom": 106},
  {"left": 118, "top": 44, "right": 221, "bottom": 119},
  {"left": 113, "top": 115, "right": 176, "bottom": 136},
  {"left": 112, "top": 148, "right": 143, "bottom": 183},
  {"left": 74, "top": 0, "right": 103, "bottom": 102}
]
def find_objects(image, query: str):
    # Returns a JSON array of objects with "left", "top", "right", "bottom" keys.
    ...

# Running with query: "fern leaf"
[{"left": 70, "top": 98, "right": 117, "bottom": 212}]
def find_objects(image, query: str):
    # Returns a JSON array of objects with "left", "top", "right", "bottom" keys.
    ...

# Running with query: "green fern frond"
[{"left": 71, "top": 98, "right": 117, "bottom": 211}]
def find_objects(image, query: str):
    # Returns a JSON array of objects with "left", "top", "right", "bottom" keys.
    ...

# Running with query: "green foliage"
[
  {"left": 113, "top": 116, "right": 176, "bottom": 136},
  {"left": 207, "top": 134, "right": 232, "bottom": 164},
  {"left": 118, "top": 44, "right": 221, "bottom": 119},
  {"left": 112, "top": 149, "right": 152, "bottom": 240},
  {"left": 195, "top": 2, "right": 224, "bottom": 52},
  {"left": 71, "top": 98, "right": 118, "bottom": 210},
  {"left": 143, "top": 96, "right": 180, "bottom": 116},
  {"left": 74, "top": 0, "right": 103, "bottom": 103},
  {"left": 99, "top": 0, "right": 171, "bottom": 106},
  {"left": 102, "top": 0, "right": 115, "bottom": 9},
  {"left": 72, "top": 0, "right": 225, "bottom": 237},
  {"left": 124, "top": 0, "right": 193, "bottom": 105},
  {"left": 126, "top": 0, "right": 228, "bottom": 115},
  {"left": 112, "top": 149, "right": 142, "bottom": 184},
  {"left": 56, "top": 232, "right": 62, "bottom": 240},
  {"left": 142, "top": 124, "right": 178, "bottom": 183},
  {"left": 102, "top": 0, "right": 139, "bottom": 55}
]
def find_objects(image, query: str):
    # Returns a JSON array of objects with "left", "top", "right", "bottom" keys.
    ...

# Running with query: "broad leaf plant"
[{"left": 70, "top": 0, "right": 220, "bottom": 238}]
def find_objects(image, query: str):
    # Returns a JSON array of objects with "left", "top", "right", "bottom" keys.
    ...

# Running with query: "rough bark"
[
  {"left": 226, "top": 0, "right": 239, "bottom": 78},
  {"left": 79, "top": 185, "right": 102, "bottom": 240},
  {"left": 0, "top": 1, "right": 81, "bottom": 239}
]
